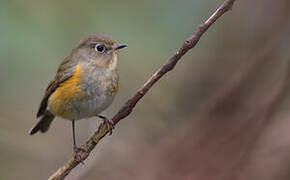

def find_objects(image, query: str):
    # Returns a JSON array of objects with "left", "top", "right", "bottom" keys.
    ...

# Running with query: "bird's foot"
[
  {"left": 73, "top": 145, "right": 85, "bottom": 164},
  {"left": 97, "top": 115, "right": 114, "bottom": 135}
]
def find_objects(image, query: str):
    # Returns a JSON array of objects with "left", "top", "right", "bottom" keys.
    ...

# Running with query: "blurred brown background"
[{"left": 1, "top": 0, "right": 290, "bottom": 179}]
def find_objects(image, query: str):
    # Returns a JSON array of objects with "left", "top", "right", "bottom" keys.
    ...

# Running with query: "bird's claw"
[
  {"left": 97, "top": 115, "right": 115, "bottom": 135},
  {"left": 73, "top": 146, "right": 85, "bottom": 164}
]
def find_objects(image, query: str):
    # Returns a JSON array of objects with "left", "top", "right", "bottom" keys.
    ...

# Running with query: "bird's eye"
[{"left": 95, "top": 44, "right": 106, "bottom": 53}]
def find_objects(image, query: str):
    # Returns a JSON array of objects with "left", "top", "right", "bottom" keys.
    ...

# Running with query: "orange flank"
[{"left": 48, "top": 65, "right": 87, "bottom": 119}]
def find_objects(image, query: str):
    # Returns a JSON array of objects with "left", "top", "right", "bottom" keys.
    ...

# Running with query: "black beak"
[{"left": 115, "top": 43, "right": 127, "bottom": 50}]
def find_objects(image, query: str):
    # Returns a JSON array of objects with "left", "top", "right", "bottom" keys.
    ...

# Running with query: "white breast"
[{"left": 70, "top": 65, "right": 118, "bottom": 120}]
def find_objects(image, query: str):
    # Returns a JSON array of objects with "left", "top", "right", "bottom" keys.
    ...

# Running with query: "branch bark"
[{"left": 48, "top": 0, "right": 237, "bottom": 179}]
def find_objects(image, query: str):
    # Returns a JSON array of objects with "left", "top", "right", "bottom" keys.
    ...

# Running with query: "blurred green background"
[{"left": 1, "top": 0, "right": 290, "bottom": 179}]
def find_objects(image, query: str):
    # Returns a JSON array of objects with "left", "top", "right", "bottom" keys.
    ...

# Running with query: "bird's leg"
[
  {"left": 96, "top": 115, "right": 114, "bottom": 135},
  {"left": 71, "top": 121, "right": 84, "bottom": 163},
  {"left": 72, "top": 121, "right": 78, "bottom": 153}
]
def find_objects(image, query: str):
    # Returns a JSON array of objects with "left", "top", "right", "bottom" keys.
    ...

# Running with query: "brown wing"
[
  {"left": 36, "top": 57, "right": 77, "bottom": 118},
  {"left": 36, "top": 75, "right": 72, "bottom": 117}
]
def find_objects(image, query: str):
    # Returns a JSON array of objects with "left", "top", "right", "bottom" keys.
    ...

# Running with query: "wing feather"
[{"left": 36, "top": 57, "right": 77, "bottom": 117}]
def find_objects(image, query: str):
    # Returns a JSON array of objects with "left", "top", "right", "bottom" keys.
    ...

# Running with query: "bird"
[{"left": 29, "top": 34, "right": 127, "bottom": 156}]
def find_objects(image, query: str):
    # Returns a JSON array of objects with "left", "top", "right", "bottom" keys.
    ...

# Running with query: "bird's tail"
[{"left": 29, "top": 111, "right": 55, "bottom": 135}]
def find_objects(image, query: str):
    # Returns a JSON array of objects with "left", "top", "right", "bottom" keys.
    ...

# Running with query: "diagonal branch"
[{"left": 48, "top": 0, "right": 237, "bottom": 179}]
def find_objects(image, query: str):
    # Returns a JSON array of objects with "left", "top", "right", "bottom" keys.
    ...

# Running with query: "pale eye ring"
[{"left": 95, "top": 44, "right": 106, "bottom": 53}]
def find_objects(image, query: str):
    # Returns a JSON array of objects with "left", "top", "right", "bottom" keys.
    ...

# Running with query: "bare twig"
[{"left": 48, "top": 0, "right": 237, "bottom": 179}]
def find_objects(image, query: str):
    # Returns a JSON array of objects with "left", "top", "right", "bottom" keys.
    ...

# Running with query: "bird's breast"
[
  {"left": 82, "top": 65, "right": 119, "bottom": 98},
  {"left": 77, "top": 65, "right": 119, "bottom": 118}
]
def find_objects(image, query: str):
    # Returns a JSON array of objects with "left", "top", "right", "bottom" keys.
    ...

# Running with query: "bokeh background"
[{"left": 1, "top": 0, "right": 290, "bottom": 179}]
